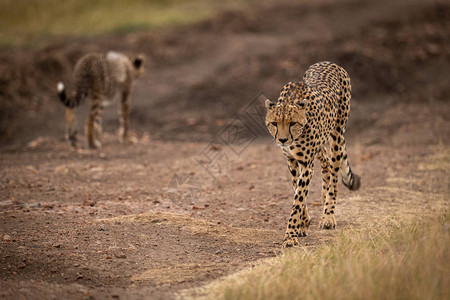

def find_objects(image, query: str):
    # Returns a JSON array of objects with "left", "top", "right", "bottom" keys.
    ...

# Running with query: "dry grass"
[
  {"left": 186, "top": 211, "right": 450, "bottom": 300},
  {"left": 0, "top": 0, "right": 250, "bottom": 47}
]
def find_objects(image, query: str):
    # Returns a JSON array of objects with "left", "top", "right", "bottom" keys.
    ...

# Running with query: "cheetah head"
[{"left": 265, "top": 99, "right": 307, "bottom": 147}]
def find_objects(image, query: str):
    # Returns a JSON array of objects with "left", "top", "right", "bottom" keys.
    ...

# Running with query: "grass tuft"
[{"left": 189, "top": 212, "right": 450, "bottom": 300}]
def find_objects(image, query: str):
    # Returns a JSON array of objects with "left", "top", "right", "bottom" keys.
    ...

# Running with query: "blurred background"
[{"left": 0, "top": 0, "right": 448, "bottom": 145}]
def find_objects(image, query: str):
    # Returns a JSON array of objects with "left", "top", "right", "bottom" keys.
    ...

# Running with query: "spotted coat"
[{"left": 265, "top": 61, "right": 361, "bottom": 248}]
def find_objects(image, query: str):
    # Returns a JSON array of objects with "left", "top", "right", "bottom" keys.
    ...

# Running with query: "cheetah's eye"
[
  {"left": 270, "top": 122, "right": 277, "bottom": 127},
  {"left": 290, "top": 122, "right": 297, "bottom": 127}
]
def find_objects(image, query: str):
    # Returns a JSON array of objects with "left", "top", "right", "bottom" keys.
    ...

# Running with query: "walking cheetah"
[
  {"left": 265, "top": 61, "right": 361, "bottom": 248},
  {"left": 57, "top": 51, "right": 144, "bottom": 149}
]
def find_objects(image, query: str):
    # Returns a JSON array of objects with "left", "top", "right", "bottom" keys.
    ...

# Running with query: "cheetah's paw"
[
  {"left": 282, "top": 237, "right": 299, "bottom": 248},
  {"left": 319, "top": 214, "right": 336, "bottom": 229},
  {"left": 88, "top": 139, "right": 102, "bottom": 149},
  {"left": 121, "top": 135, "right": 138, "bottom": 145}
]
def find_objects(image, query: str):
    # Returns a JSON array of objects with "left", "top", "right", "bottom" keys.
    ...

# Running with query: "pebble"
[
  {"left": 83, "top": 199, "right": 96, "bottom": 207},
  {"left": 3, "top": 234, "right": 12, "bottom": 241},
  {"left": 25, "top": 202, "right": 41, "bottom": 209}
]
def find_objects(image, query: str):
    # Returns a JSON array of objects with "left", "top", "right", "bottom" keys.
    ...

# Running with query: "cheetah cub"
[
  {"left": 265, "top": 61, "right": 361, "bottom": 248},
  {"left": 57, "top": 51, "right": 144, "bottom": 149}
]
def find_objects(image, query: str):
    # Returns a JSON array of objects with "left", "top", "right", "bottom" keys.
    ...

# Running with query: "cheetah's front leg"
[
  {"left": 282, "top": 162, "right": 314, "bottom": 248},
  {"left": 284, "top": 152, "right": 300, "bottom": 192}
]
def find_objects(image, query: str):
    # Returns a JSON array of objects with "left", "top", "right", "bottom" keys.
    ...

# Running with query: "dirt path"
[{"left": 1, "top": 0, "right": 449, "bottom": 299}]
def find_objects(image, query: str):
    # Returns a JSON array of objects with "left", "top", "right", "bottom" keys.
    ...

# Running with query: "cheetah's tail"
[
  {"left": 57, "top": 82, "right": 83, "bottom": 108},
  {"left": 340, "top": 153, "right": 361, "bottom": 191}
]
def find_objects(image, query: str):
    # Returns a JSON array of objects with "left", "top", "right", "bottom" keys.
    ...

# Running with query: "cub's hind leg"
[
  {"left": 65, "top": 107, "right": 78, "bottom": 147},
  {"left": 118, "top": 88, "right": 135, "bottom": 144},
  {"left": 86, "top": 96, "right": 103, "bottom": 149}
]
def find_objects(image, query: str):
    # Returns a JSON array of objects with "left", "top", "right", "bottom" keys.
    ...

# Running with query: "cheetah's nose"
[{"left": 278, "top": 138, "right": 288, "bottom": 144}]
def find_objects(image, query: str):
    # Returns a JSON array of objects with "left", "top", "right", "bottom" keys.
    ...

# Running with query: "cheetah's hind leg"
[
  {"left": 118, "top": 89, "right": 137, "bottom": 144},
  {"left": 87, "top": 96, "right": 103, "bottom": 149},
  {"left": 317, "top": 146, "right": 331, "bottom": 206},
  {"left": 65, "top": 107, "right": 78, "bottom": 147}
]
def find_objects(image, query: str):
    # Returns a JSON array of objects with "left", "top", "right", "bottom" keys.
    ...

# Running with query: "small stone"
[
  {"left": 26, "top": 202, "right": 41, "bottom": 209},
  {"left": 54, "top": 165, "right": 69, "bottom": 175},
  {"left": 3, "top": 235, "right": 12, "bottom": 241},
  {"left": 115, "top": 253, "right": 127, "bottom": 259},
  {"left": 83, "top": 199, "right": 96, "bottom": 207},
  {"left": 53, "top": 243, "right": 61, "bottom": 248}
]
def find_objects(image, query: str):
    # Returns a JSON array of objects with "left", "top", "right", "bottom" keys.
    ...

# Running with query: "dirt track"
[{"left": 0, "top": 0, "right": 449, "bottom": 299}]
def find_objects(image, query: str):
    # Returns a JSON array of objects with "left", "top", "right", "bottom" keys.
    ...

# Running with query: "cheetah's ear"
[
  {"left": 294, "top": 98, "right": 307, "bottom": 108},
  {"left": 265, "top": 99, "right": 275, "bottom": 110}
]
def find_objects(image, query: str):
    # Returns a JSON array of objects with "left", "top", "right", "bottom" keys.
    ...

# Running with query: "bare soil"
[{"left": 0, "top": 0, "right": 449, "bottom": 299}]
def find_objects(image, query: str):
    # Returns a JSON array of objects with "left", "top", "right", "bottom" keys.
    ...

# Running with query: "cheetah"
[
  {"left": 265, "top": 61, "right": 361, "bottom": 248},
  {"left": 57, "top": 51, "right": 144, "bottom": 149}
]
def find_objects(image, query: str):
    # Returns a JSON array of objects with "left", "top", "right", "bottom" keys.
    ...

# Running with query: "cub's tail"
[
  {"left": 57, "top": 82, "right": 84, "bottom": 108},
  {"left": 340, "top": 152, "right": 361, "bottom": 191}
]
